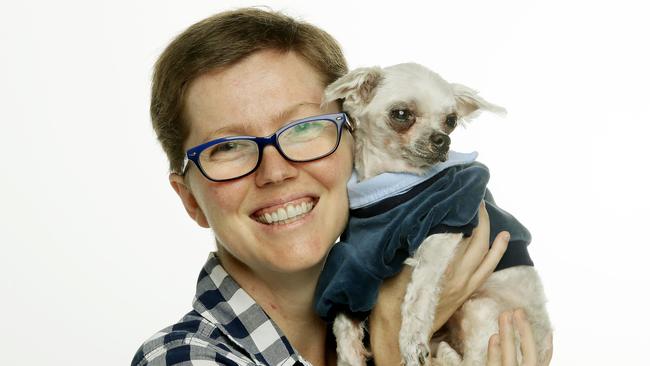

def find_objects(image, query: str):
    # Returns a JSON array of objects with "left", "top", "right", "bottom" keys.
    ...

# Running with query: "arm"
[{"left": 369, "top": 202, "right": 510, "bottom": 366}]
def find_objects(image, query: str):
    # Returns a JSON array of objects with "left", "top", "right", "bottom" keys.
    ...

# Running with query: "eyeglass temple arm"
[
  {"left": 178, "top": 154, "right": 193, "bottom": 176},
  {"left": 343, "top": 113, "right": 355, "bottom": 132}
]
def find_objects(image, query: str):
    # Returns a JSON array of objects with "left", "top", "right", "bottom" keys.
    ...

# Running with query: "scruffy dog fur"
[{"left": 322, "top": 63, "right": 552, "bottom": 366}]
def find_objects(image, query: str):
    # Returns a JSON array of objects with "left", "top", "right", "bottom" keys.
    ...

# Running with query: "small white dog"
[{"left": 319, "top": 63, "right": 552, "bottom": 366}]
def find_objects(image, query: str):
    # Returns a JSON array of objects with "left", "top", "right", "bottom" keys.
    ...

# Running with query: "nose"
[
  {"left": 429, "top": 132, "right": 450, "bottom": 150},
  {"left": 254, "top": 145, "right": 298, "bottom": 186}
]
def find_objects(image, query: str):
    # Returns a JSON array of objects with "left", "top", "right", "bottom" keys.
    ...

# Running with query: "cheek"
[
  {"left": 197, "top": 180, "right": 249, "bottom": 225},
  {"left": 396, "top": 124, "right": 421, "bottom": 148},
  {"left": 326, "top": 141, "right": 353, "bottom": 214},
  {"left": 307, "top": 137, "right": 352, "bottom": 201},
  {"left": 309, "top": 158, "right": 351, "bottom": 194},
  {"left": 332, "top": 136, "right": 354, "bottom": 183}
]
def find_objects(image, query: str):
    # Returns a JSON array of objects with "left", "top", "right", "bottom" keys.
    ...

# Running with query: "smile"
[{"left": 253, "top": 198, "right": 316, "bottom": 225}]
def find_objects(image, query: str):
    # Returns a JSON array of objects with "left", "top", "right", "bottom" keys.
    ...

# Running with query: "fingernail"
[
  {"left": 546, "top": 333, "right": 553, "bottom": 346},
  {"left": 490, "top": 334, "right": 500, "bottom": 346},
  {"left": 515, "top": 309, "right": 527, "bottom": 321},
  {"left": 503, "top": 232, "right": 510, "bottom": 242}
]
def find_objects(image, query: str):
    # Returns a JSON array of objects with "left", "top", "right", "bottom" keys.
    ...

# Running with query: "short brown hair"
[{"left": 151, "top": 8, "right": 348, "bottom": 173}]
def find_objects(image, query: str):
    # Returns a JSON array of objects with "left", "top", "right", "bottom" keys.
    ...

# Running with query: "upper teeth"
[{"left": 257, "top": 201, "right": 314, "bottom": 224}]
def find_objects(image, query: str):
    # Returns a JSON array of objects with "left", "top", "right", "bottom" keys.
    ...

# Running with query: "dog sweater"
[{"left": 314, "top": 152, "right": 534, "bottom": 321}]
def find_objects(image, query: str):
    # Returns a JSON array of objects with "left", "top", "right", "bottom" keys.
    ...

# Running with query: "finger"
[
  {"left": 456, "top": 234, "right": 471, "bottom": 256},
  {"left": 486, "top": 334, "right": 501, "bottom": 366},
  {"left": 468, "top": 231, "right": 509, "bottom": 289},
  {"left": 460, "top": 201, "right": 491, "bottom": 270},
  {"left": 499, "top": 311, "right": 516, "bottom": 366},
  {"left": 514, "top": 309, "right": 537, "bottom": 366}
]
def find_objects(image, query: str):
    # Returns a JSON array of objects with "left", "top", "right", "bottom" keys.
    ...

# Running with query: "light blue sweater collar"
[{"left": 347, "top": 151, "right": 478, "bottom": 209}]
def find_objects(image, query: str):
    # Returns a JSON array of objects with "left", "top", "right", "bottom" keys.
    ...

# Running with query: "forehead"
[
  {"left": 375, "top": 63, "right": 456, "bottom": 113},
  {"left": 182, "top": 50, "right": 328, "bottom": 146}
]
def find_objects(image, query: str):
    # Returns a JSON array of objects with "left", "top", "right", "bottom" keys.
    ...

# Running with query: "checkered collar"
[{"left": 192, "top": 252, "right": 310, "bottom": 366}]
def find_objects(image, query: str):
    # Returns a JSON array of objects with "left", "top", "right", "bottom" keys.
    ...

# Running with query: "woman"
[{"left": 132, "top": 8, "right": 550, "bottom": 366}]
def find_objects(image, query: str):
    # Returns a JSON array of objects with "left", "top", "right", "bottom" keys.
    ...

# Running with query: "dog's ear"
[
  {"left": 322, "top": 67, "right": 384, "bottom": 109},
  {"left": 451, "top": 83, "right": 507, "bottom": 122}
]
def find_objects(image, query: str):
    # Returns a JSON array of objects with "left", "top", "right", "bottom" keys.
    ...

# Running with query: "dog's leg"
[
  {"left": 451, "top": 266, "right": 552, "bottom": 366},
  {"left": 400, "top": 233, "right": 463, "bottom": 366},
  {"left": 333, "top": 314, "right": 369, "bottom": 366},
  {"left": 449, "top": 296, "right": 503, "bottom": 366}
]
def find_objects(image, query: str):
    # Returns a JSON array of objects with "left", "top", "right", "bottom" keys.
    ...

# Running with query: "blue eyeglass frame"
[{"left": 181, "top": 112, "right": 353, "bottom": 182}]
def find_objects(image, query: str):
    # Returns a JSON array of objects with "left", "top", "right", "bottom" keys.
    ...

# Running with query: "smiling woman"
[
  {"left": 131, "top": 10, "right": 356, "bottom": 365},
  {"left": 174, "top": 50, "right": 353, "bottom": 276},
  {"left": 130, "top": 7, "right": 534, "bottom": 366}
]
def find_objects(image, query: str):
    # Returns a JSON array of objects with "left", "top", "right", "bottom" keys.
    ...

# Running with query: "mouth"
[
  {"left": 251, "top": 197, "right": 318, "bottom": 225},
  {"left": 435, "top": 150, "right": 449, "bottom": 162},
  {"left": 422, "top": 152, "right": 448, "bottom": 165},
  {"left": 407, "top": 147, "right": 449, "bottom": 166}
]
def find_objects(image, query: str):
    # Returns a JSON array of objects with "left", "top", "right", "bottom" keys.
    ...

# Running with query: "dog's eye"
[
  {"left": 445, "top": 113, "right": 458, "bottom": 128},
  {"left": 390, "top": 109, "right": 414, "bottom": 123}
]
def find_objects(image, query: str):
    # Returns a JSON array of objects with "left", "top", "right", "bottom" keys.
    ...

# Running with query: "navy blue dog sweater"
[{"left": 314, "top": 160, "right": 533, "bottom": 321}]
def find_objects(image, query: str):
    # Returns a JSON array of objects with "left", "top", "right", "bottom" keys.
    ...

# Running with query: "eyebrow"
[{"left": 200, "top": 102, "right": 322, "bottom": 143}]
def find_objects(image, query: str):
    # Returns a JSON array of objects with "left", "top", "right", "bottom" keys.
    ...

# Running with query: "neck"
[{"left": 218, "top": 250, "right": 335, "bottom": 366}]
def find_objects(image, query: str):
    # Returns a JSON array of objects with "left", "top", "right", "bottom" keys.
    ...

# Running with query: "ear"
[
  {"left": 322, "top": 66, "right": 384, "bottom": 109},
  {"left": 169, "top": 173, "right": 210, "bottom": 228},
  {"left": 451, "top": 83, "right": 507, "bottom": 122}
]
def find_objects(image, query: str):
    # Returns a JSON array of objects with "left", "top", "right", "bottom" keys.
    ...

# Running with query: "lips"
[{"left": 252, "top": 197, "right": 317, "bottom": 225}]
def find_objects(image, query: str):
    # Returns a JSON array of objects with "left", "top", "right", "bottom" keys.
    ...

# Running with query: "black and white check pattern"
[{"left": 132, "top": 253, "right": 310, "bottom": 366}]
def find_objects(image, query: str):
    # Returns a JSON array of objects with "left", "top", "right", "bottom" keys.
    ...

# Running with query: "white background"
[{"left": 1, "top": 0, "right": 648, "bottom": 364}]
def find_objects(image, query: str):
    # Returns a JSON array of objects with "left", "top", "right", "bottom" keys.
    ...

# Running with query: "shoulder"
[{"left": 131, "top": 311, "right": 254, "bottom": 366}]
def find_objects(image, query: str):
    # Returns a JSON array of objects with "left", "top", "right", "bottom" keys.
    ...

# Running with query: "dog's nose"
[{"left": 430, "top": 132, "right": 450, "bottom": 150}]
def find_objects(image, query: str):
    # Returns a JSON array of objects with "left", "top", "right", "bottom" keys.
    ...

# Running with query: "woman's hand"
[
  {"left": 487, "top": 309, "right": 553, "bottom": 366},
  {"left": 369, "top": 202, "right": 510, "bottom": 366},
  {"left": 432, "top": 202, "right": 510, "bottom": 332}
]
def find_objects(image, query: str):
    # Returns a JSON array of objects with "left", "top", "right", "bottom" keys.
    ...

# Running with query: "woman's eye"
[
  {"left": 390, "top": 109, "right": 414, "bottom": 123},
  {"left": 294, "top": 123, "right": 314, "bottom": 133},
  {"left": 445, "top": 113, "right": 458, "bottom": 128},
  {"left": 215, "top": 142, "right": 239, "bottom": 152},
  {"left": 288, "top": 121, "right": 326, "bottom": 137},
  {"left": 209, "top": 141, "right": 243, "bottom": 158}
]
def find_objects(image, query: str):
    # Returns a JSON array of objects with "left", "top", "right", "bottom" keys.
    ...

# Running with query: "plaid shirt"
[{"left": 131, "top": 253, "right": 311, "bottom": 366}]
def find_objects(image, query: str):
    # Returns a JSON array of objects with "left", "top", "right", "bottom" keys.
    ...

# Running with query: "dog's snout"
[{"left": 430, "top": 132, "right": 450, "bottom": 150}]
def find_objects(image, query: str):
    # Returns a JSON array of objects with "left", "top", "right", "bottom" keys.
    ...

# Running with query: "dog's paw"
[
  {"left": 435, "top": 342, "right": 461, "bottom": 366},
  {"left": 401, "top": 342, "right": 431, "bottom": 366},
  {"left": 333, "top": 315, "right": 368, "bottom": 366},
  {"left": 417, "top": 343, "right": 431, "bottom": 365}
]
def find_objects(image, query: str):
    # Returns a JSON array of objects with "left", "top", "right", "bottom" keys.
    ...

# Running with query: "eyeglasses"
[{"left": 181, "top": 112, "right": 353, "bottom": 182}]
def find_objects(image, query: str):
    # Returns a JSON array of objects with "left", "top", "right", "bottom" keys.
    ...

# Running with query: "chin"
[{"left": 266, "top": 240, "right": 332, "bottom": 274}]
